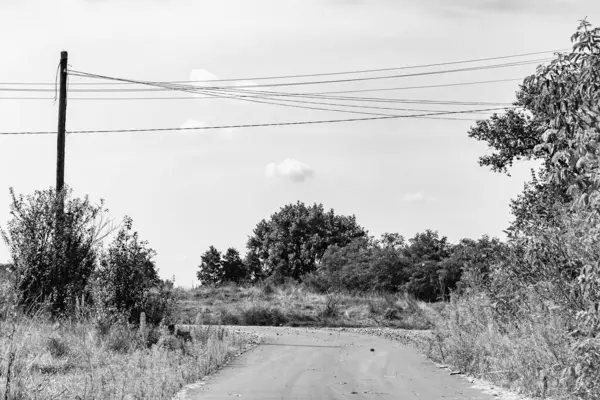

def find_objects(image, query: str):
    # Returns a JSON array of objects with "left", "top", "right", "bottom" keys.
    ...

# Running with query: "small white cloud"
[
  {"left": 190, "top": 69, "right": 220, "bottom": 83},
  {"left": 265, "top": 158, "right": 315, "bottom": 182},
  {"left": 402, "top": 192, "right": 425, "bottom": 202},
  {"left": 189, "top": 69, "right": 257, "bottom": 92}
]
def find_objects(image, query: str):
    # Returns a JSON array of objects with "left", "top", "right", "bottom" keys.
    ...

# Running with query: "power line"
[
  {"left": 67, "top": 68, "right": 515, "bottom": 119},
  {"left": 199, "top": 86, "right": 513, "bottom": 106},
  {"left": 63, "top": 66, "right": 519, "bottom": 121},
  {"left": 195, "top": 86, "right": 513, "bottom": 115},
  {"left": 0, "top": 77, "right": 527, "bottom": 100},
  {"left": 0, "top": 95, "right": 513, "bottom": 105},
  {"left": 0, "top": 107, "right": 508, "bottom": 135},
  {"left": 314, "top": 78, "right": 525, "bottom": 94},
  {"left": 0, "top": 49, "right": 565, "bottom": 86},
  {"left": 1, "top": 57, "right": 544, "bottom": 93},
  {"left": 67, "top": 58, "right": 550, "bottom": 91}
]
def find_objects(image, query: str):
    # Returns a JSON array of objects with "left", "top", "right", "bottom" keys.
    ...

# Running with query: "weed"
[
  {"left": 46, "top": 336, "right": 70, "bottom": 358},
  {"left": 319, "top": 294, "right": 341, "bottom": 319}
]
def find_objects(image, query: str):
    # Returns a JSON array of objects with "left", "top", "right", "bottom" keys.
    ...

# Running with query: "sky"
[{"left": 1, "top": 0, "right": 599, "bottom": 287}]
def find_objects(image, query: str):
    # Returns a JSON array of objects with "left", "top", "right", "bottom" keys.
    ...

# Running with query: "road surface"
[{"left": 179, "top": 326, "right": 498, "bottom": 400}]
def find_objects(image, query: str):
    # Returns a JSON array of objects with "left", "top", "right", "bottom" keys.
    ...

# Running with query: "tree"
[
  {"left": 196, "top": 246, "right": 223, "bottom": 285},
  {"left": 1, "top": 187, "right": 112, "bottom": 313},
  {"left": 451, "top": 236, "right": 508, "bottom": 293},
  {"left": 222, "top": 247, "right": 246, "bottom": 283},
  {"left": 246, "top": 202, "right": 367, "bottom": 281},
  {"left": 465, "top": 21, "right": 600, "bottom": 397},
  {"left": 310, "top": 234, "right": 412, "bottom": 294},
  {"left": 400, "top": 230, "right": 455, "bottom": 301},
  {"left": 91, "top": 216, "right": 161, "bottom": 323},
  {"left": 244, "top": 250, "right": 265, "bottom": 283},
  {"left": 403, "top": 230, "right": 451, "bottom": 262}
]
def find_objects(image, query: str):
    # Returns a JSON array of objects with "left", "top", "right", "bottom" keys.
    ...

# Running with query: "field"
[{"left": 175, "top": 282, "right": 439, "bottom": 330}]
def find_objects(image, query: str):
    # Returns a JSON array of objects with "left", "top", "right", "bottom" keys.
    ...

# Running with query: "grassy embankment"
[{"left": 176, "top": 282, "right": 437, "bottom": 330}]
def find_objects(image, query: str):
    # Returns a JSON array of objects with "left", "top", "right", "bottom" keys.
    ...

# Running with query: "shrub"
[
  {"left": 242, "top": 304, "right": 288, "bottom": 326},
  {"left": 318, "top": 293, "right": 341, "bottom": 319},
  {"left": 105, "top": 323, "right": 141, "bottom": 353},
  {"left": 0, "top": 187, "right": 112, "bottom": 313},
  {"left": 261, "top": 281, "right": 275, "bottom": 296},
  {"left": 301, "top": 272, "right": 331, "bottom": 294},
  {"left": 91, "top": 216, "right": 170, "bottom": 325},
  {"left": 217, "top": 307, "right": 243, "bottom": 325}
]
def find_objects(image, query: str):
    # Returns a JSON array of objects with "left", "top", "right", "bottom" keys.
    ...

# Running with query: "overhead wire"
[
  {"left": 67, "top": 68, "right": 514, "bottom": 120},
  {"left": 0, "top": 77, "right": 526, "bottom": 100},
  {"left": 194, "top": 86, "right": 512, "bottom": 116},
  {"left": 0, "top": 48, "right": 565, "bottom": 86},
  {"left": 67, "top": 58, "right": 550, "bottom": 90},
  {"left": 0, "top": 57, "right": 544, "bottom": 93},
  {"left": 0, "top": 107, "right": 512, "bottom": 135},
  {"left": 1, "top": 48, "right": 551, "bottom": 135}
]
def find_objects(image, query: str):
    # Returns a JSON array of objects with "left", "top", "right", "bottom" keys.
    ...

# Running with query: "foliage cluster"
[
  {"left": 432, "top": 20, "right": 600, "bottom": 399},
  {"left": 0, "top": 187, "right": 174, "bottom": 326}
]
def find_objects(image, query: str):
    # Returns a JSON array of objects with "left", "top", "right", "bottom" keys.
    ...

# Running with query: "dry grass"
[
  {"left": 427, "top": 293, "right": 576, "bottom": 400},
  {"left": 177, "top": 283, "right": 434, "bottom": 330},
  {"left": 0, "top": 312, "right": 255, "bottom": 400}
]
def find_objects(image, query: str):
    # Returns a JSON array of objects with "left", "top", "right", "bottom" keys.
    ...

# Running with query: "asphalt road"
[{"left": 179, "top": 326, "right": 497, "bottom": 400}]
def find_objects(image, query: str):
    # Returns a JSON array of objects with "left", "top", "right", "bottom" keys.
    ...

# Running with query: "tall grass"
[
  {"left": 428, "top": 293, "right": 576, "bottom": 399},
  {"left": 181, "top": 283, "right": 433, "bottom": 330},
  {"left": 0, "top": 310, "right": 252, "bottom": 399}
]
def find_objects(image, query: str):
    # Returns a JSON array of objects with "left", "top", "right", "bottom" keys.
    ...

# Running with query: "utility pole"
[
  {"left": 55, "top": 51, "right": 68, "bottom": 301},
  {"left": 56, "top": 51, "right": 68, "bottom": 195}
]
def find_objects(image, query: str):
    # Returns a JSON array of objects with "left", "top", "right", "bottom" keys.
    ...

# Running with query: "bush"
[
  {"left": 301, "top": 272, "right": 331, "bottom": 294},
  {"left": 105, "top": 323, "right": 141, "bottom": 353},
  {"left": 318, "top": 294, "right": 341, "bottom": 319},
  {"left": 261, "top": 281, "right": 275, "bottom": 296},
  {"left": 242, "top": 304, "right": 288, "bottom": 326},
  {"left": 91, "top": 216, "right": 170, "bottom": 325},
  {"left": 0, "top": 187, "right": 111, "bottom": 313}
]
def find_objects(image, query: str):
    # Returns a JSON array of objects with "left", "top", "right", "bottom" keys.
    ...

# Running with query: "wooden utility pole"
[{"left": 56, "top": 51, "right": 68, "bottom": 194}]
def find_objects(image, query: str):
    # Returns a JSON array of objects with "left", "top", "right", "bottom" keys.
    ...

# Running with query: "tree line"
[{"left": 197, "top": 201, "right": 507, "bottom": 302}]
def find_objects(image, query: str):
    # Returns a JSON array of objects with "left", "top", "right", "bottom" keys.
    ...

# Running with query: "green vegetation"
[
  {"left": 427, "top": 20, "right": 600, "bottom": 400},
  {"left": 178, "top": 283, "right": 435, "bottom": 330},
  {"left": 0, "top": 188, "right": 255, "bottom": 399},
  {"left": 0, "top": 310, "right": 251, "bottom": 399}
]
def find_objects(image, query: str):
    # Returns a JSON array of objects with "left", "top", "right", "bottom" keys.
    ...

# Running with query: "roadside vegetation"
[
  {"left": 425, "top": 21, "right": 600, "bottom": 400},
  {"left": 0, "top": 189, "right": 255, "bottom": 399}
]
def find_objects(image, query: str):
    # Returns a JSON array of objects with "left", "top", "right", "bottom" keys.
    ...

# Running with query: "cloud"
[
  {"left": 190, "top": 69, "right": 219, "bottom": 83},
  {"left": 189, "top": 69, "right": 257, "bottom": 93},
  {"left": 265, "top": 158, "right": 315, "bottom": 182}
]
